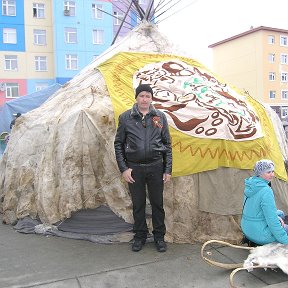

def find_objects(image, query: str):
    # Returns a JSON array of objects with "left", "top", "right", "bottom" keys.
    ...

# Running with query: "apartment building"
[
  {"left": 0, "top": 0, "right": 148, "bottom": 106},
  {"left": 209, "top": 26, "right": 288, "bottom": 121}
]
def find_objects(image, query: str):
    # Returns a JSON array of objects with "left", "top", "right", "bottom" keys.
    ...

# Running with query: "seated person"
[{"left": 241, "top": 159, "right": 288, "bottom": 245}]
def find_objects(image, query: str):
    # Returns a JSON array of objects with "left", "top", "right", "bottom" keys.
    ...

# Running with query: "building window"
[
  {"left": 280, "top": 35, "right": 288, "bottom": 46},
  {"left": 5, "top": 82, "right": 19, "bottom": 98},
  {"left": 35, "top": 56, "right": 47, "bottom": 71},
  {"left": 65, "top": 54, "right": 78, "bottom": 70},
  {"left": 65, "top": 27, "right": 77, "bottom": 43},
  {"left": 281, "top": 107, "right": 288, "bottom": 118},
  {"left": 35, "top": 83, "right": 49, "bottom": 91},
  {"left": 3, "top": 28, "right": 16, "bottom": 43},
  {"left": 4, "top": 55, "right": 17, "bottom": 70},
  {"left": 281, "top": 90, "right": 288, "bottom": 100},
  {"left": 64, "top": 1, "right": 75, "bottom": 16},
  {"left": 281, "top": 54, "right": 288, "bottom": 65},
  {"left": 2, "top": 0, "right": 16, "bottom": 16},
  {"left": 268, "top": 53, "right": 275, "bottom": 63},
  {"left": 281, "top": 72, "right": 288, "bottom": 82},
  {"left": 269, "top": 90, "right": 276, "bottom": 99},
  {"left": 92, "top": 29, "right": 104, "bottom": 44},
  {"left": 268, "top": 35, "right": 275, "bottom": 44},
  {"left": 33, "top": 29, "right": 46, "bottom": 45},
  {"left": 33, "top": 3, "right": 45, "bottom": 18},
  {"left": 269, "top": 72, "right": 275, "bottom": 81},
  {"left": 113, "top": 11, "right": 124, "bottom": 25},
  {"left": 92, "top": 3, "right": 103, "bottom": 19}
]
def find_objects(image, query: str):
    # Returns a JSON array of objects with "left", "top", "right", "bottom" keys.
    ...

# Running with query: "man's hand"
[
  {"left": 163, "top": 173, "right": 171, "bottom": 184},
  {"left": 122, "top": 168, "right": 135, "bottom": 183}
]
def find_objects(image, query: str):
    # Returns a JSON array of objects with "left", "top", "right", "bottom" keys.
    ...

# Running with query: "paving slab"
[
  {"left": 216, "top": 246, "right": 288, "bottom": 286},
  {"left": 1, "top": 215, "right": 288, "bottom": 288},
  {"left": 265, "top": 282, "right": 288, "bottom": 288}
]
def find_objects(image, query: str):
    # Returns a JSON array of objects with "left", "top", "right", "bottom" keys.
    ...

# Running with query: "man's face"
[{"left": 136, "top": 91, "right": 152, "bottom": 111}]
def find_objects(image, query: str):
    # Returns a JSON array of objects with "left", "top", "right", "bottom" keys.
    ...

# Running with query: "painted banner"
[{"left": 98, "top": 52, "right": 287, "bottom": 180}]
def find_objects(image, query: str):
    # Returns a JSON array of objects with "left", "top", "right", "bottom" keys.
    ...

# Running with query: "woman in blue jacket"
[{"left": 241, "top": 159, "right": 288, "bottom": 245}]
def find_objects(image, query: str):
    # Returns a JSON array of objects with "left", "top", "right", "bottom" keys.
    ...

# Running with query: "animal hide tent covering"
[{"left": 0, "top": 23, "right": 288, "bottom": 244}]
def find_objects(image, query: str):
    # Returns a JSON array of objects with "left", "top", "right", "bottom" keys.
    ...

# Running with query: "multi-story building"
[
  {"left": 0, "top": 0, "right": 149, "bottom": 106},
  {"left": 208, "top": 26, "right": 288, "bottom": 122}
]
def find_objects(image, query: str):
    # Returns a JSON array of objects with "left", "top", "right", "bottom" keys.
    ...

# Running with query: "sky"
[{"left": 154, "top": 0, "right": 288, "bottom": 68}]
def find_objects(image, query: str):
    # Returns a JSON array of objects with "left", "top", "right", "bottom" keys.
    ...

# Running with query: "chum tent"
[{"left": 0, "top": 22, "right": 288, "bottom": 244}]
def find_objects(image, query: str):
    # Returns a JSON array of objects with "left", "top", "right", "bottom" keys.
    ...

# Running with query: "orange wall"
[{"left": 0, "top": 79, "right": 27, "bottom": 106}]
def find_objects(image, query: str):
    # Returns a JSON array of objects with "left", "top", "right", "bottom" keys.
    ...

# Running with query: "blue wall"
[
  {"left": 52, "top": 0, "right": 113, "bottom": 80},
  {"left": 27, "top": 79, "right": 56, "bottom": 95},
  {"left": 0, "top": 0, "right": 25, "bottom": 51},
  {"left": 56, "top": 77, "right": 72, "bottom": 85}
]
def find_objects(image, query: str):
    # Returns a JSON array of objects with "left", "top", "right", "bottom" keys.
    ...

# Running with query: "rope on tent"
[{"left": 153, "top": 0, "right": 197, "bottom": 24}]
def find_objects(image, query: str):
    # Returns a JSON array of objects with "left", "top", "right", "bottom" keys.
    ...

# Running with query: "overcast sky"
[{"left": 154, "top": 0, "right": 288, "bottom": 68}]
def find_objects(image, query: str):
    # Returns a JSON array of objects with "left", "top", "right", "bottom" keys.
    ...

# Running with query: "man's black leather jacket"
[{"left": 114, "top": 104, "right": 172, "bottom": 174}]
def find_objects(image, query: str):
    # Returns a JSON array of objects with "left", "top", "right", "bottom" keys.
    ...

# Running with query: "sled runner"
[{"left": 201, "top": 240, "right": 283, "bottom": 288}]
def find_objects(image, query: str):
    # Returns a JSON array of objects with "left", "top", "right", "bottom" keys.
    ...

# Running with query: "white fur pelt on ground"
[{"left": 243, "top": 243, "right": 288, "bottom": 274}]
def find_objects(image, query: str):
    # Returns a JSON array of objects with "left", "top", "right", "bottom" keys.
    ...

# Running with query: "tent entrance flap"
[
  {"left": 57, "top": 206, "right": 133, "bottom": 235},
  {"left": 13, "top": 206, "right": 134, "bottom": 244}
]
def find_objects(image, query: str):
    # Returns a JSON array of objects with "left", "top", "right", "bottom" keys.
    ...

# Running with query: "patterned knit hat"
[{"left": 253, "top": 159, "right": 274, "bottom": 176}]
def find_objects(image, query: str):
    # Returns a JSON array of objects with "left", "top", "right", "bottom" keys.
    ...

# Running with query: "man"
[
  {"left": 114, "top": 84, "right": 172, "bottom": 252},
  {"left": 10, "top": 112, "right": 21, "bottom": 130}
]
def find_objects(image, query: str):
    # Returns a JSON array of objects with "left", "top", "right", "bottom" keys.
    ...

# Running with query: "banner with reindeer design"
[{"left": 98, "top": 52, "right": 287, "bottom": 181}]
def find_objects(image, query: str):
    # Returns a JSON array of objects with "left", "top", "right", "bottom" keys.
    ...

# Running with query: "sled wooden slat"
[
  {"left": 229, "top": 265, "right": 278, "bottom": 288},
  {"left": 201, "top": 240, "right": 252, "bottom": 270},
  {"left": 201, "top": 240, "right": 281, "bottom": 288}
]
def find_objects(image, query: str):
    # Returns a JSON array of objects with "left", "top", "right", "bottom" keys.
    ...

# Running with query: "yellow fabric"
[{"left": 98, "top": 52, "right": 287, "bottom": 181}]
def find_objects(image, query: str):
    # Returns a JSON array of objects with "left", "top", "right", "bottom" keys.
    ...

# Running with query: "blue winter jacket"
[{"left": 240, "top": 176, "right": 288, "bottom": 245}]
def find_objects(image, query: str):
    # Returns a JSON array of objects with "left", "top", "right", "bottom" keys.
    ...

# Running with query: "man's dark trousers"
[{"left": 128, "top": 161, "right": 166, "bottom": 241}]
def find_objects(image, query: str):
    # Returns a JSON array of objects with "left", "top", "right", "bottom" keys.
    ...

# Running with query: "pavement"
[{"left": 1, "top": 214, "right": 288, "bottom": 288}]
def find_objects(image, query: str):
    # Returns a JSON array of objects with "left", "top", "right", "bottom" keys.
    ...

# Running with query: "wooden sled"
[{"left": 201, "top": 240, "right": 278, "bottom": 288}]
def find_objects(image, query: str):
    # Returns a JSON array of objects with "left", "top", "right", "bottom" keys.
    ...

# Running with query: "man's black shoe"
[
  {"left": 132, "top": 239, "right": 145, "bottom": 252},
  {"left": 155, "top": 239, "right": 167, "bottom": 252}
]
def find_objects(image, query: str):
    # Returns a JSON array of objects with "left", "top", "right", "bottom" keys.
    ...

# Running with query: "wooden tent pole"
[{"left": 111, "top": 0, "right": 133, "bottom": 45}]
